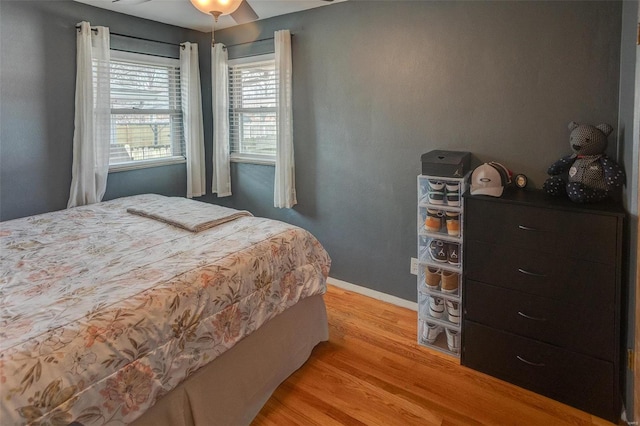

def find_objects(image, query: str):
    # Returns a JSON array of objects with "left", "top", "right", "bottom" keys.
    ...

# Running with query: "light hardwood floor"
[{"left": 253, "top": 285, "right": 622, "bottom": 426}]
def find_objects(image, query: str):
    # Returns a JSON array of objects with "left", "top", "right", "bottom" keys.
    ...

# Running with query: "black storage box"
[{"left": 421, "top": 150, "right": 471, "bottom": 178}]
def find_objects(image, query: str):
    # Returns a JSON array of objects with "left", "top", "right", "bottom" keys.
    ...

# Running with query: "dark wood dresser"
[{"left": 461, "top": 189, "right": 624, "bottom": 422}]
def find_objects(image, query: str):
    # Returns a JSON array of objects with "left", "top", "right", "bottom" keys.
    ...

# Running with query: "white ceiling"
[{"left": 73, "top": 0, "right": 345, "bottom": 32}]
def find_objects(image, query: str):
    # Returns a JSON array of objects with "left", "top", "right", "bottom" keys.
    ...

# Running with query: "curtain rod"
[
  {"left": 223, "top": 34, "right": 294, "bottom": 49},
  {"left": 76, "top": 25, "right": 293, "bottom": 50},
  {"left": 111, "top": 48, "right": 179, "bottom": 60},
  {"left": 75, "top": 25, "right": 182, "bottom": 48}
]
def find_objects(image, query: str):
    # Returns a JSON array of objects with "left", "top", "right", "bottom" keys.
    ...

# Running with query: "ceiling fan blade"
[
  {"left": 231, "top": 0, "right": 259, "bottom": 24},
  {"left": 112, "top": 0, "right": 152, "bottom": 4}
]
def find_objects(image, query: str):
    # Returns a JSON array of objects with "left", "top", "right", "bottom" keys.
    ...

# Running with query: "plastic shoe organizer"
[{"left": 417, "top": 174, "right": 468, "bottom": 357}]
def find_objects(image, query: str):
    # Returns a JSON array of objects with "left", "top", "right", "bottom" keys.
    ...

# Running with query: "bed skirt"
[{"left": 131, "top": 294, "right": 328, "bottom": 426}]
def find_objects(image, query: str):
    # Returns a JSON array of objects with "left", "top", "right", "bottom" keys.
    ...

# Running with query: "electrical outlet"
[{"left": 410, "top": 257, "right": 418, "bottom": 275}]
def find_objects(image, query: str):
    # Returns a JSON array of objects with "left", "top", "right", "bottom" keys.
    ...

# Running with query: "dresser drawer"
[
  {"left": 464, "top": 197, "right": 618, "bottom": 264},
  {"left": 465, "top": 241, "right": 615, "bottom": 308},
  {"left": 462, "top": 321, "right": 616, "bottom": 422},
  {"left": 464, "top": 280, "right": 614, "bottom": 360}
]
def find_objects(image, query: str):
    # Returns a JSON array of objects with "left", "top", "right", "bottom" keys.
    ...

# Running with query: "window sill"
[
  {"left": 109, "top": 156, "right": 186, "bottom": 173},
  {"left": 230, "top": 155, "right": 275, "bottom": 166}
]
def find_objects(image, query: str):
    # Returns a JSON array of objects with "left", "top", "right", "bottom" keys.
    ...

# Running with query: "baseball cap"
[{"left": 470, "top": 162, "right": 511, "bottom": 197}]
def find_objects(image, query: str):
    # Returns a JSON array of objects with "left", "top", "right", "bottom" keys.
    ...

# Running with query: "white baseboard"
[{"left": 327, "top": 277, "right": 418, "bottom": 311}]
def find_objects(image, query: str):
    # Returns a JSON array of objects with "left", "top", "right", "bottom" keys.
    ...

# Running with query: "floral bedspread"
[{"left": 0, "top": 194, "right": 330, "bottom": 425}]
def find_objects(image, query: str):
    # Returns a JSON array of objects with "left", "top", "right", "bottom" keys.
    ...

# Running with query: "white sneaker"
[
  {"left": 445, "top": 328, "right": 460, "bottom": 353},
  {"left": 422, "top": 322, "right": 443, "bottom": 344},
  {"left": 445, "top": 300, "right": 460, "bottom": 325},
  {"left": 445, "top": 182, "right": 461, "bottom": 206},
  {"left": 427, "top": 179, "right": 446, "bottom": 204},
  {"left": 428, "top": 296, "right": 444, "bottom": 318}
]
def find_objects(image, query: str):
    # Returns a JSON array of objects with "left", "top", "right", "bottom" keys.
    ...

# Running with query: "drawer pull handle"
[
  {"left": 516, "top": 355, "right": 545, "bottom": 367},
  {"left": 518, "top": 268, "right": 546, "bottom": 278},
  {"left": 518, "top": 225, "right": 538, "bottom": 231},
  {"left": 517, "top": 311, "right": 547, "bottom": 322}
]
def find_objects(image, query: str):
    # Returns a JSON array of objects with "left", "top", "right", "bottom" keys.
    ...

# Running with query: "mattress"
[{"left": 0, "top": 194, "right": 331, "bottom": 425}]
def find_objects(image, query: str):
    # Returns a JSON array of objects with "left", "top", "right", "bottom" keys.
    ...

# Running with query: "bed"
[{"left": 0, "top": 194, "right": 331, "bottom": 425}]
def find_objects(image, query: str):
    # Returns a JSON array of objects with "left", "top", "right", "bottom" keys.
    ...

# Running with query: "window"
[
  {"left": 108, "top": 51, "right": 185, "bottom": 171},
  {"left": 229, "top": 54, "right": 277, "bottom": 164}
]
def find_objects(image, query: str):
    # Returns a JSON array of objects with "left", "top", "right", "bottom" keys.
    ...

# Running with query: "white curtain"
[
  {"left": 211, "top": 43, "right": 231, "bottom": 197},
  {"left": 68, "top": 22, "right": 111, "bottom": 208},
  {"left": 180, "top": 42, "right": 206, "bottom": 198},
  {"left": 274, "top": 30, "right": 296, "bottom": 208}
]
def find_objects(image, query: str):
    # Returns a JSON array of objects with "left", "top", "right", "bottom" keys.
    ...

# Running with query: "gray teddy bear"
[{"left": 543, "top": 121, "right": 625, "bottom": 203}]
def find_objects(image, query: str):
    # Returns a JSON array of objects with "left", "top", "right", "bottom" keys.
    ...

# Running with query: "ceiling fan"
[{"left": 190, "top": 0, "right": 333, "bottom": 25}]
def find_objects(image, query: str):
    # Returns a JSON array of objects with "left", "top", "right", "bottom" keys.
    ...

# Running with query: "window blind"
[
  {"left": 107, "top": 54, "right": 185, "bottom": 165},
  {"left": 229, "top": 57, "right": 277, "bottom": 159}
]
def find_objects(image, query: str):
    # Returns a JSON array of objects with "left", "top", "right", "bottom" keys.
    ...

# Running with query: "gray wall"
[
  {"left": 618, "top": 0, "right": 639, "bottom": 419},
  {"left": 0, "top": 1, "right": 209, "bottom": 220},
  {"left": 209, "top": 1, "right": 623, "bottom": 302}
]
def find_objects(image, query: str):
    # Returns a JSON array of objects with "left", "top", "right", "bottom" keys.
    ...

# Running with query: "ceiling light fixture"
[{"left": 189, "top": 0, "right": 243, "bottom": 22}]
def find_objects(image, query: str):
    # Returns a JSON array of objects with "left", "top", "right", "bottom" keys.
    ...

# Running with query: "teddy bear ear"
[
  {"left": 568, "top": 121, "right": 580, "bottom": 131},
  {"left": 596, "top": 123, "right": 613, "bottom": 136}
]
